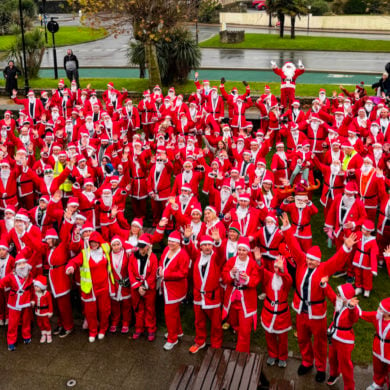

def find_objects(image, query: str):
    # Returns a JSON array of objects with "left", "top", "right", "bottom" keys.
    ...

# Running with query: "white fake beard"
[
  {"left": 342, "top": 195, "right": 355, "bottom": 208},
  {"left": 255, "top": 168, "right": 265, "bottom": 177},
  {"left": 293, "top": 108, "right": 299, "bottom": 116},
  {"left": 265, "top": 224, "right": 276, "bottom": 235},
  {"left": 361, "top": 165, "right": 373, "bottom": 175},
  {"left": 85, "top": 122, "right": 94, "bottom": 131},
  {"left": 181, "top": 118, "right": 187, "bottom": 127},
  {"left": 277, "top": 151, "right": 286, "bottom": 160},
  {"left": 283, "top": 67, "right": 295, "bottom": 79},
  {"left": 52, "top": 112, "right": 59, "bottom": 121},
  {"left": 5, "top": 217, "right": 14, "bottom": 231},
  {"left": 44, "top": 175, "right": 54, "bottom": 189},
  {"left": 102, "top": 195, "right": 113, "bottom": 208},
  {"left": 179, "top": 194, "right": 190, "bottom": 204},
  {"left": 376, "top": 310, "right": 384, "bottom": 321},
  {"left": 1, "top": 169, "right": 10, "bottom": 180},
  {"left": 271, "top": 273, "right": 283, "bottom": 292},
  {"left": 187, "top": 144, "right": 194, "bottom": 152},
  {"left": 182, "top": 170, "right": 192, "bottom": 182},
  {"left": 319, "top": 94, "right": 325, "bottom": 102},
  {"left": 374, "top": 149, "right": 383, "bottom": 160},
  {"left": 20, "top": 134, "right": 30, "bottom": 145},
  {"left": 221, "top": 189, "right": 230, "bottom": 202},
  {"left": 83, "top": 190, "right": 95, "bottom": 202},
  {"left": 236, "top": 206, "right": 248, "bottom": 220},
  {"left": 237, "top": 143, "right": 244, "bottom": 153},
  {"left": 16, "top": 265, "right": 29, "bottom": 278},
  {"left": 90, "top": 247, "right": 103, "bottom": 262},
  {"left": 330, "top": 165, "right": 341, "bottom": 175},
  {"left": 311, "top": 123, "right": 320, "bottom": 131},
  {"left": 155, "top": 162, "right": 164, "bottom": 173},
  {"left": 335, "top": 297, "right": 344, "bottom": 312},
  {"left": 295, "top": 199, "right": 307, "bottom": 209},
  {"left": 344, "top": 103, "right": 351, "bottom": 110},
  {"left": 365, "top": 104, "right": 373, "bottom": 112},
  {"left": 104, "top": 120, "right": 112, "bottom": 129}
]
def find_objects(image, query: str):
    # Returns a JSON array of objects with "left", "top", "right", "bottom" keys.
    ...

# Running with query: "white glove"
[
  {"left": 298, "top": 60, "right": 304, "bottom": 68},
  {"left": 270, "top": 60, "right": 277, "bottom": 68},
  {"left": 66, "top": 266, "right": 74, "bottom": 275}
]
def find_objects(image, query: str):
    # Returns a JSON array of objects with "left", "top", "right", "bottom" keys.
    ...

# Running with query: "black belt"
[
  {"left": 324, "top": 182, "right": 344, "bottom": 189},
  {"left": 274, "top": 167, "right": 287, "bottom": 171},
  {"left": 375, "top": 334, "right": 390, "bottom": 343},
  {"left": 266, "top": 296, "right": 287, "bottom": 306},
  {"left": 292, "top": 222, "right": 310, "bottom": 231},
  {"left": 1, "top": 194, "right": 16, "bottom": 200},
  {"left": 17, "top": 180, "right": 33, "bottom": 186},
  {"left": 296, "top": 290, "right": 325, "bottom": 305},
  {"left": 11, "top": 289, "right": 25, "bottom": 295},
  {"left": 132, "top": 177, "right": 145, "bottom": 180},
  {"left": 100, "top": 210, "right": 111, "bottom": 214},
  {"left": 264, "top": 306, "right": 288, "bottom": 315},
  {"left": 36, "top": 305, "right": 49, "bottom": 309},
  {"left": 356, "top": 248, "right": 369, "bottom": 255},
  {"left": 307, "top": 137, "right": 325, "bottom": 141},
  {"left": 379, "top": 211, "right": 390, "bottom": 217},
  {"left": 116, "top": 278, "right": 130, "bottom": 287},
  {"left": 361, "top": 195, "right": 376, "bottom": 199},
  {"left": 260, "top": 244, "right": 278, "bottom": 251},
  {"left": 333, "top": 325, "right": 352, "bottom": 331},
  {"left": 50, "top": 263, "right": 67, "bottom": 269},
  {"left": 234, "top": 285, "right": 247, "bottom": 291},
  {"left": 80, "top": 207, "right": 94, "bottom": 212}
]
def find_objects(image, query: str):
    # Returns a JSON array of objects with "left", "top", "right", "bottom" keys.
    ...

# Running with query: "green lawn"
[
  {"left": 0, "top": 26, "right": 107, "bottom": 52},
  {"left": 200, "top": 33, "right": 390, "bottom": 52},
  {"left": 0, "top": 78, "right": 375, "bottom": 97}
]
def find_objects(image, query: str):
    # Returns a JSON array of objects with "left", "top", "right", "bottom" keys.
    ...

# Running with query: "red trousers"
[
  {"left": 110, "top": 298, "right": 131, "bottom": 327},
  {"left": 354, "top": 266, "right": 373, "bottom": 291},
  {"left": 150, "top": 199, "right": 166, "bottom": 227},
  {"left": 0, "top": 289, "right": 9, "bottom": 320},
  {"left": 378, "top": 226, "right": 390, "bottom": 265},
  {"left": 329, "top": 339, "right": 355, "bottom": 390},
  {"left": 372, "top": 355, "right": 390, "bottom": 388},
  {"left": 36, "top": 316, "right": 51, "bottom": 332},
  {"left": 18, "top": 194, "right": 35, "bottom": 210},
  {"left": 55, "top": 293, "right": 74, "bottom": 331},
  {"left": 131, "top": 198, "right": 147, "bottom": 219},
  {"left": 365, "top": 208, "right": 377, "bottom": 224},
  {"left": 164, "top": 302, "right": 183, "bottom": 343},
  {"left": 296, "top": 312, "right": 327, "bottom": 371},
  {"left": 84, "top": 292, "right": 111, "bottom": 337},
  {"left": 228, "top": 301, "right": 254, "bottom": 353},
  {"left": 265, "top": 331, "right": 289, "bottom": 361},
  {"left": 280, "top": 88, "right": 295, "bottom": 109},
  {"left": 132, "top": 290, "right": 156, "bottom": 333},
  {"left": 194, "top": 305, "right": 223, "bottom": 349},
  {"left": 297, "top": 237, "right": 312, "bottom": 253},
  {"left": 7, "top": 307, "right": 31, "bottom": 345}
]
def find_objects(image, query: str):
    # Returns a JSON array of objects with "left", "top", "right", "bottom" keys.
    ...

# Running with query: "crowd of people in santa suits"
[{"left": 0, "top": 60, "right": 389, "bottom": 390}]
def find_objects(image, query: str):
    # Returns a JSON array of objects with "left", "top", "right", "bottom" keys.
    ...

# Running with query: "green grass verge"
[
  {"left": 200, "top": 32, "right": 390, "bottom": 52},
  {"left": 0, "top": 78, "right": 375, "bottom": 97},
  {"left": 0, "top": 26, "right": 108, "bottom": 52}
]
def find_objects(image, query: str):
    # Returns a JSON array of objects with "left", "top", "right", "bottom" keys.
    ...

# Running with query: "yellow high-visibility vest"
[{"left": 54, "top": 161, "right": 73, "bottom": 193}]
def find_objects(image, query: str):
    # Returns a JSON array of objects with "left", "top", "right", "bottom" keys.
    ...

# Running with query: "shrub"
[
  {"left": 310, "top": 0, "right": 330, "bottom": 15},
  {"left": 343, "top": 0, "right": 367, "bottom": 14},
  {"left": 198, "top": 0, "right": 222, "bottom": 23}
]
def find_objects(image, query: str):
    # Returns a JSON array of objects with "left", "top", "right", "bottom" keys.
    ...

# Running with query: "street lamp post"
[
  {"left": 18, "top": 0, "right": 30, "bottom": 95},
  {"left": 307, "top": 5, "right": 311, "bottom": 32}
]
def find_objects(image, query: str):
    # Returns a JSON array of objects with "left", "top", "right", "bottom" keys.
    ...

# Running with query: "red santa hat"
[
  {"left": 67, "top": 197, "right": 79, "bottom": 207},
  {"left": 222, "top": 178, "right": 232, "bottom": 190},
  {"left": 379, "top": 298, "right": 390, "bottom": 315},
  {"left": 58, "top": 79, "right": 65, "bottom": 86},
  {"left": 191, "top": 206, "right": 202, "bottom": 216},
  {"left": 363, "top": 156, "right": 374, "bottom": 165},
  {"left": 243, "top": 149, "right": 251, "bottom": 156},
  {"left": 319, "top": 88, "right": 326, "bottom": 94},
  {"left": 262, "top": 171, "right": 274, "bottom": 184},
  {"left": 264, "top": 85, "right": 271, "bottom": 91},
  {"left": 27, "top": 90, "right": 34, "bottom": 96},
  {"left": 5, "top": 205, "right": 16, "bottom": 215},
  {"left": 347, "top": 127, "right": 358, "bottom": 135},
  {"left": 110, "top": 235, "right": 123, "bottom": 247},
  {"left": 199, "top": 235, "right": 213, "bottom": 246},
  {"left": 181, "top": 184, "right": 192, "bottom": 193},
  {"left": 39, "top": 195, "right": 50, "bottom": 203},
  {"left": 83, "top": 178, "right": 94, "bottom": 188},
  {"left": 306, "top": 246, "right": 322, "bottom": 262},
  {"left": 45, "top": 228, "right": 59, "bottom": 241},
  {"left": 276, "top": 142, "right": 284, "bottom": 148},
  {"left": 4, "top": 110, "right": 12, "bottom": 116},
  {"left": 107, "top": 82, "right": 114, "bottom": 88},
  {"left": 362, "top": 219, "right": 375, "bottom": 232},
  {"left": 237, "top": 237, "right": 250, "bottom": 251},
  {"left": 0, "top": 240, "right": 9, "bottom": 250},
  {"left": 168, "top": 230, "right": 181, "bottom": 243},
  {"left": 138, "top": 233, "right": 152, "bottom": 246},
  {"left": 337, "top": 283, "right": 355, "bottom": 301},
  {"left": 344, "top": 181, "right": 358, "bottom": 194},
  {"left": 77, "top": 154, "right": 87, "bottom": 164},
  {"left": 230, "top": 167, "right": 239, "bottom": 174},
  {"left": 308, "top": 113, "right": 323, "bottom": 123},
  {"left": 265, "top": 211, "right": 278, "bottom": 223},
  {"left": 235, "top": 179, "right": 245, "bottom": 189},
  {"left": 34, "top": 275, "right": 48, "bottom": 290},
  {"left": 41, "top": 91, "right": 48, "bottom": 98},
  {"left": 89, "top": 231, "right": 105, "bottom": 245},
  {"left": 341, "top": 140, "right": 353, "bottom": 149},
  {"left": 331, "top": 137, "right": 341, "bottom": 146},
  {"left": 143, "top": 90, "right": 150, "bottom": 97},
  {"left": 256, "top": 158, "right": 266, "bottom": 167},
  {"left": 52, "top": 143, "right": 62, "bottom": 151},
  {"left": 205, "top": 205, "right": 217, "bottom": 215},
  {"left": 15, "top": 208, "right": 30, "bottom": 223},
  {"left": 80, "top": 222, "right": 94, "bottom": 234},
  {"left": 239, "top": 193, "right": 251, "bottom": 202},
  {"left": 250, "top": 139, "right": 258, "bottom": 146},
  {"left": 229, "top": 221, "right": 241, "bottom": 235},
  {"left": 75, "top": 213, "right": 87, "bottom": 222},
  {"left": 110, "top": 176, "right": 119, "bottom": 184},
  {"left": 202, "top": 80, "right": 209, "bottom": 85},
  {"left": 131, "top": 218, "right": 143, "bottom": 229},
  {"left": 15, "top": 253, "right": 28, "bottom": 264},
  {"left": 292, "top": 100, "right": 300, "bottom": 107}
]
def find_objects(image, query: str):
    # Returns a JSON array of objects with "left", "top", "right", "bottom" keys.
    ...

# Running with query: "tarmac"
[{"left": 0, "top": 317, "right": 374, "bottom": 390}]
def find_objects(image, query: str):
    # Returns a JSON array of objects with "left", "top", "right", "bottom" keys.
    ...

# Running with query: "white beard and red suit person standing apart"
[
  {"left": 66, "top": 231, "right": 115, "bottom": 342},
  {"left": 253, "top": 249, "right": 292, "bottom": 368},
  {"left": 279, "top": 212, "right": 358, "bottom": 383},
  {"left": 360, "top": 296, "right": 390, "bottom": 390},
  {"left": 157, "top": 230, "right": 190, "bottom": 351},
  {"left": 182, "top": 226, "right": 224, "bottom": 353},
  {"left": 0, "top": 240, "right": 14, "bottom": 326},
  {"left": 271, "top": 60, "right": 305, "bottom": 109}
]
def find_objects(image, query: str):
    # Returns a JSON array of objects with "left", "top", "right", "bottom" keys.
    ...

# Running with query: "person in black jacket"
[
  {"left": 63, "top": 49, "right": 80, "bottom": 88},
  {"left": 372, "top": 72, "right": 390, "bottom": 97},
  {"left": 3, "top": 60, "right": 22, "bottom": 97}
]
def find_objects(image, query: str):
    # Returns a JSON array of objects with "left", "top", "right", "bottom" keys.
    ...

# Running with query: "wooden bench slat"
[
  {"left": 248, "top": 354, "right": 264, "bottom": 390},
  {"left": 187, "top": 366, "right": 200, "bottom": 390},
  {"left": 179, "top": 365, "right": 196, "bottom": 390},
  {"left": 221, "top": 350, "right": 240, "bottom": 390},
  {"left": 269, "top": 379, "right": 295, "bottom": 390},
  {"left": 211, "top": 348, "right": 232, "bottom": 390},
  {"left": 239, "top": 353, "right": 257, "bottom": 390},
  {"left": 201, "top": 348, "right": 223, "bottom": 389},
  {"left": 228, "top": 351, "right": 249, "bottom": 390},
  {"left": 192, "top": 348, "right": 216, "bottom": 390},
  {"left": 169, "top": 365, "right": 188, "bottom": 390}
]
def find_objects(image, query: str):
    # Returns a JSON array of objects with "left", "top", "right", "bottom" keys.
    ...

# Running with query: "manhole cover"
[{"left": 66, "top": 379, "right": 77, "bottom": 387}]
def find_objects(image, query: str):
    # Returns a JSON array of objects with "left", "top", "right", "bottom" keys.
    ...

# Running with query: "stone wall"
[{"left": 219, "top": 30, "right": 245, "bottom": 43}]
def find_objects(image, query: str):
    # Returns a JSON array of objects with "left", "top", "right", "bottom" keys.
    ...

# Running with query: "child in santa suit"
[
  {"left": 32, "top": 275, "right": 54, "bottom": 344},
  {"left": 0, "top": 255, "right": 33, "bottom": 351},
  {"left": 128, "top": 234, "right": 158, "bottom": 342},
  {"left": 360, "top": 297, "right": 390, "bottom": 390},
  {"left": 325, "top": 282, "right": 360, "bottom": 390},
  {"left": 254, "top": 250, "right": 292, "bottom": 368},
  {"left": 352, "top": 220, "right": 379, "bottom": 298},
  {"left": 222, "top": 236, "right": 261, "bottom": 353}
]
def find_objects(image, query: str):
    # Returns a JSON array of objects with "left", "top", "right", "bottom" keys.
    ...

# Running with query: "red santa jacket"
[
  {"left": 147, "top": 161, "right": 173, "bottom": 201},
  {"left": 272, "top": 66, "right": 305, "bottom": 90},
  {"left": 0, "top": 272, "right": 33, "bottom": 311},
  {"left": 138, "top": 99, "right": 158, "bottom": 125},
  {"left": 32, "top": 289, "right": 53, "bottom": 317},
  {"left": 299, "top": 121, "right": 328, "bottom": 153},
  {"left": 356, "top": 168, "right": 380, "bottom": 210},
  {"left": 377, "top": 179, "right": 390, "bottom": 235},
  {"left": 159, "top": 246, "right": 190, "bottom": 304},
  {"left": 13, "top": 97, "right": 44, "bottom": 120},
  {"left": 271, "top": 152, "right": 289, "bottom": 187},
  {"left": 352, "top": 233, "right": 378, "bottom": 273},
  {"left": 110, "top": 249, "right": 131, "bottom": 301},
  {"left": 259, "top": 265, "right": 292, "bottom": 333},
  {"left": 184, "top": 240, "right": 224, "bottom": 309},
  {"left": 228, "top": 207, "right": 261, "bottom": 237},
  {"left": 283, "top": 226, "right": 352, "bottom": 319},
  {"left": 128, "top": 251, "right": 158, "bottom": 292},
  {"left": 204, "top": 95, "right": 225, "bottom": 121},
  {"left": 281, "top": 200, "right": 318, "bottom": 239},
  {"left": 231, "top": 99, "right": 253, "bottom": 129},
  {"left": 171, "top": 171, "right": 202, "bottom": 198},
  {"left": 360, "top": 310, "right": 390, "bottom": 364},
  {"left": 325, "top": 195, "right": 367, "bottom": 238},
  {"left": 222, "top": 255, "right": 260, "bottom": 319},
  {"left": 252, "top": 227, "right": 284, "bottom": 260},
  {"left": 0, "top": 166, "right": 20, "bottom": 210}
]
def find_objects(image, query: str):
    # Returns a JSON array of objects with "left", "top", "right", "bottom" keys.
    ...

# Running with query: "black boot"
[{"left": 297, "top": 364, "right": 313, "bottom": 376}]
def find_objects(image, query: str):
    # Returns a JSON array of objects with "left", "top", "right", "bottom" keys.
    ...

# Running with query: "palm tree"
[{"left": 286, "top": 0, "right": 308, "bottom": 39}]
